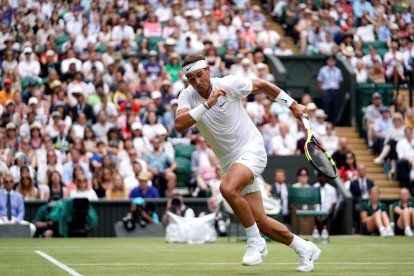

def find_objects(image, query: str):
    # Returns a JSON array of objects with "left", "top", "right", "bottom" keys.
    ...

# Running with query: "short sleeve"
[
  {"left": 317, "top": 68, "right": 324, "bottom": 81},
  {"left": 223, "top": 75, "right": 253, "bottom": 98},
  {"left": 177, "top": 88, "right": 192, "bottom": 111}
]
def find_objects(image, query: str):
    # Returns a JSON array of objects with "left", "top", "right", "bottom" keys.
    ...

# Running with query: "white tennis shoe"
[
  {"left": 296, "top": 241, "right": 321, "bottom": 272},
  {"left": 242, "top": 237, "right": 268, "bottom": 266}
]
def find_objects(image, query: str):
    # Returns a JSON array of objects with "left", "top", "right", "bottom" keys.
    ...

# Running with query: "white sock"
[
  {"left": 245, "top": 223, "right": 261, "bottom": 240},
  {"left": 405, "top": 226, "right": 411, "bottom": 231},
  {"left": 289, "top": 235, "right": 308, "bottom": 252},
  {"left": 379, "top": 226, "right": 385, "bottom": 232}
]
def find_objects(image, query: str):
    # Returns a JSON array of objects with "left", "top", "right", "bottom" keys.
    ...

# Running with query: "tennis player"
[{"left": 175, "top": 53, "right": 321, "bottom": 272}]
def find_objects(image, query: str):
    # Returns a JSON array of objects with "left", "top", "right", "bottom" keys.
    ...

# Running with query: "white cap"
[
  {"left": 131, "top": 122, "right": 142, "bottom": 131},
  {"left": 165, "top": 38, "right": 176, "bottom": 45},
  {"left": 46, "top": 49, "right": 55, "bottom": 56},
  {"left": 315, "top": 109, "right": 327, "bottom": 118},
  {"left": 23, "top": 47, "right": 33, "bottom": 54},
  {"left": 15, "top": 152, "right": 26, "bottom": 160},
  {"left": 28, "top": 97, "right": 39, "bottom": 105},
  {"left": 157, "top": 127, "right": 167, "bottom": 136},
  {"left": 5, "top": 99, "right": 15, "bottom": 106},
  {"left": 241, "top": 58, "right": 250, "bottom": 65},
  {"left": 184, "top": 10, "right": 193, "bottom": 17},
  {"left": 151, "top": 90, "right": 162, "bottom": 99},
  {"left": 30, "top": 121, "right": 42, "bottom": 130},
  {"left": 256, "top": 63, "right": 267, "bottom": 70},
  {"left": 306, "top": 102, "right": 317, "bottom": 110}
]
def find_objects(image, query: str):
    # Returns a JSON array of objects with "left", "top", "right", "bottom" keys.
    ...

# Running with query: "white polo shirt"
[{"left": 177, "top": 75, "right": 263, "bottom": 161}]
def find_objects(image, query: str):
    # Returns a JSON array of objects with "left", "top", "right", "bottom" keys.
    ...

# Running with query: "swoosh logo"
[
  {"left": 279, "top": 99, "right": 287, "bottom": 103},
  {"left": 219, "top": 101, "right": 227, "bottom": 108},
  {"left": 259, "top": 248, "right": 265, "bottom": 254},
  {"left": 241, "top": 157, "right": 248, "bottom": 160},
  {"left": 186, "top": 64, "right": 194, "bottom": 72}
]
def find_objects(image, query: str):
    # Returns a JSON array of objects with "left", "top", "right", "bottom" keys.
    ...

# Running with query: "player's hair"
[{"left": 182, "top": 53, "right": 206, "bottom": 68}]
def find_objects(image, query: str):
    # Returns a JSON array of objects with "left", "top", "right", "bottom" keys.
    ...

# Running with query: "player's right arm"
[{"left": 175, "top": 89, "right": 227, "bottom": 133}]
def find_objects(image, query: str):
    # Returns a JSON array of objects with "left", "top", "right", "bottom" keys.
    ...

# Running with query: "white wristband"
[
  {"left": 275, "top": 90, "right": 294, "bottom": 107},
  {"left": 189, "top": 103, "right": 209, "bottom": 121}
]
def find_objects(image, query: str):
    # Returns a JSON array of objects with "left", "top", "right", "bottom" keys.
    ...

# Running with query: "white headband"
[{"left": 182, "top": 60, "right": 207, "bottom": 74}]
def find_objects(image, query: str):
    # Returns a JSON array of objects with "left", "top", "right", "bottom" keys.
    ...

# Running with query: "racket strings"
[{"left": 308, "top": 143, "right": 336, "bottom": 177}]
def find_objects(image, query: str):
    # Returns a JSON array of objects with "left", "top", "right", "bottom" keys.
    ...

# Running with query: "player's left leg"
[{"left": 244, "top": 191, "right": 321, "bottom": 272}]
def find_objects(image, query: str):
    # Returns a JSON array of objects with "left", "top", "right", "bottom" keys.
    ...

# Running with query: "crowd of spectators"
[{"left": 273, "top": 0, "right": 414, "bottom": 85}]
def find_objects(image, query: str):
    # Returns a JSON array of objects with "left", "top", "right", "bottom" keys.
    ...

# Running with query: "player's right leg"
[
  {"left": 220, "top": 163, "right": 266, "bottom": 266},
  {"left": 244, "top": 191, "right": 321, "bottom": 272}
]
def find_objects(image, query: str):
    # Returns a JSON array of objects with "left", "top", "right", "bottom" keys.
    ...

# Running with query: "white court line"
[
  {"left": 65, "top": 262, "right": 414, "bottom": 266},
  {"left": 35, "top": 250, "right": 82, "bottom": 276}
]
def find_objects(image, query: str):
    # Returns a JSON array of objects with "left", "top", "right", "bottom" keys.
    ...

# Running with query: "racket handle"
[{"left": 301, "top": 116, "right": 311, "bottom": 130}]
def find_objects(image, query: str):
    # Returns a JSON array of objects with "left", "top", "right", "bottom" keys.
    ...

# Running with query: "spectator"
[
  {"left": 372, "top": 106, "right": 392, "bottom": 155},
  {"left": 360, "top": 187, "right": 394, "bottom": 237},
  {"left": 317, "top": 56, "right": 343, "bottom": 125},
  {"left": 339, "top": 151, "right": 358, "bottom": 183},
  {"left": 62, "top": 148, "right": 90, "bottom": 184},
  {"left": 350, "top": 164, "right": 374, "bottom": 232},
  {"left": 92, "top": 110, "right": 114, "bottom": 142},
  {"left": 0, "top": 78, "right": 15, "bottom": 107},
  {"left": 393, "top": 188, "right": 414, "bottom": 237},
  {"left": 18, "top": 47, "right": 41, "bottom": 78},
  {"left": 129, "top": 172, "right": 160, "bottom": 199},
  {"left": 396, "top": 127, "right": 414, "bottom": 193},
  {"left": 15, "top": 169, "right": 38, "bottom": 200},
  {"left": 270, "top": 123, "right": 296, "bottom": 156},
  {"left": 145, "top": 137, "right": 177, "bottom": 197},
  {"left": 43, "top": 171, "right": 69, "bottom": 202},
  {"left": 373, "top": 113, "right": 405, "bottom": 176},
  {"left": 368, "top": 60, "right": 386, "bottom": 84},
  {"left": 320, "top": 123, "right": 339, "bottom": 155},
  {"left": 313, "top": 172, "right": 338, "bottom": 233},
  {"left": 312, "top": 109, "right": 328, "bottom": 139},
  {"left": 70, "top": 174, "right": 98, "bottom": 201},
  {"left": 106, "top": 174, "right": 129, "bottom": 200},
  {"left": 364, "top": 92, "right": 383, "bottom": 148},
  {"left": 390, "top": 94, "right": 408, "bottom": 118},
  {"left": 0, "top": 174, "right": 36, "bottom": 236},
  {"left": 292, "top": 167, "right": 311, "bottom": 188},
  {"left": 355, "top": 60, "right": 369, "bottom": 83},
  {"left": 162, "top": 193, "right": 195, "bottom": 225},
  {"left": 332, "top": 137, "right": 352, "bottom": 169},
  {"left": 275, "top": 38, "right": 294, "bottom": 56},
  {"left": 270, "top": 169, "right": 289, "bottom": 223},
  {"left": 383, "top": 42, "right": 405, "bottom": 85}
]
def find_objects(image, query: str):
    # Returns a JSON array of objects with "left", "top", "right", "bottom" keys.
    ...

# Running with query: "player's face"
[{"left": 186, "top": 67, "right": 211, "bottom": 95}]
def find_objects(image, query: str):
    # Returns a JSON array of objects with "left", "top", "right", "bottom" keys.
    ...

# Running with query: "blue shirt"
[
  {"left": 0, "top": 189, "right": 24, "bottom": 221},
  {"left": 144, "top": 152, "right": 172, "bottom": 172},
  {"left": 353, "top": 0, "right": 374, "bottom": 18},
  {"left": 129, "top": 187, "right": 160, "bottom": 199},
  {"left": 317, "top": 66, "right": 343, "bottom": 90}
]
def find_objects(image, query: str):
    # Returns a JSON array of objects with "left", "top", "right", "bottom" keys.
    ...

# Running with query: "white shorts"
[{"left": 219, "top": 143, "right": 267, "bottom": 196}]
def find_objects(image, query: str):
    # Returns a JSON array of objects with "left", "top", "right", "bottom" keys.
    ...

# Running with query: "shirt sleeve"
[
  {"left": 177, "top": 88, "right": 192, "bottom": 111},
  {"left": 16, "top": 195, "right": 25, "bottom": 221},
  {"left": 223, "top": 75, "right": 253, "bottom": 98},
  {"left": 317, "top": 67, "right": 324, "bottom": 82}
]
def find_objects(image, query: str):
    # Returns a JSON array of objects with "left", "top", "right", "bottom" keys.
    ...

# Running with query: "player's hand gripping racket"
[{"left": 301, "top": 116, "right": 337, "bottom": 179}]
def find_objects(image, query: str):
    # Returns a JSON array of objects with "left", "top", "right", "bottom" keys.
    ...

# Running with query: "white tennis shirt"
[{"left": 177, "top": 75, "right": 263, "bottom": 160}]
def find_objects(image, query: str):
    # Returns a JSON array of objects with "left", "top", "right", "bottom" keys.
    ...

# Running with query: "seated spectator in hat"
[
  {"left": 165, "top": 52, "right": 182, "bottom": 82},
  {"left": 130, "top": 122, "right": 151, "bottom": 158},
  {"left": 18, "top": 47, "right": 41, "bottom": 78},
  {"left": 257, "top": 63, "right": 275, "bottom": 83},
  {"left": 129, "top": 172, "right": 159, "bottom": 199},
  {"left": 312, "top": 109, "right": 328, "bottom": 140},
  {"left": 107, "top": 174, "right": 129, "bottom": 199},
  {"left": 28, "top": 122, "right": 43, "bottom": 150},
  {"left": 70, "top": 89, "right": 95, "bottom": 123},
  {"left": 364, "top": 92, "right": 383, "bottom": 148},
  {"left": 40, "top": 49, "right": 60, "bottom": 79},
  {"left": 2, "top": 50, "right": 18, "bottom": 77},
  {"left": 5, "top": 99, "right": 21, "bottom": 126},
  {"left": 234, "top": 58, "right": 258, "bottom": 79},
  {"left": 145, "top": 137, "right": 177, "bottom": 197},
  {"left": 372, "top": 106, "right": 392, "bottom": 155},
  {"left": 0, "top": 78, "right": 15, "bottom": 107},
  {"left": 393, "top": 188, "right": 414, "bottom": 237},
  {"left": 360, "top": 187, "right": 394, "bottom": 237},
  {"left": 158, "top": 128, "right": 175, "bottom": 161},
  {"left": 5, "top": 122, "right": 19, "bottom": 152},
  {"left": 9, "top": 152, "right": 35, "bottom": 184},
  {"left": 270, "top": 123, "right": 296, "bottom": 156},
  {"left": 320, "top": 123, "right": 339, "bottom": 155},
  {"left": 313, "top": 172, "right": 338, "bottom": 233},
  {"left": 70, "top": 173, "right": 98, "bottom": 201}
]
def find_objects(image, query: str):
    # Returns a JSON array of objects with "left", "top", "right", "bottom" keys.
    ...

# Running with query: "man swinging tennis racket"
[{"left": 175, "top": 53, "right": 321, "bottom": 272}]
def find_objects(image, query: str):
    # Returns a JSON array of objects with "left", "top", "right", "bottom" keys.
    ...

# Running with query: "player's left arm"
[{"left": 251, "top": 79, "right": 308, "bottom": 119}]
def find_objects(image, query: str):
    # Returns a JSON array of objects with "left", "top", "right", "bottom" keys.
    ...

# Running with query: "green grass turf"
[{"left": 0, "top": 236, "right": 413, "bottom": 276}]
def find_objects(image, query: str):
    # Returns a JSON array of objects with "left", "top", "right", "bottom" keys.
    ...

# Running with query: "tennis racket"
[{"left": 301, "top": 117, "right": 337, "bottom": 179}]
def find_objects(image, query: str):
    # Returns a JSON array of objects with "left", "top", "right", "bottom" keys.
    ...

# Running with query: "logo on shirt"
[
  {"left": 219, "top": 101, "right": 227, "bottom": 108},
  {"left": 279, "top": 99, "right": 287, "bottom": 103}
]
